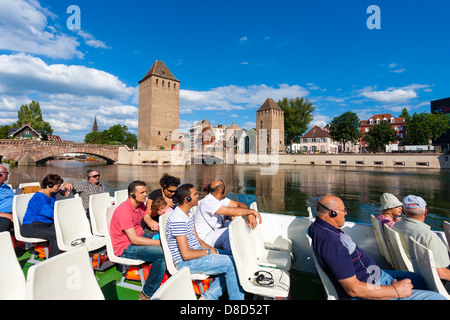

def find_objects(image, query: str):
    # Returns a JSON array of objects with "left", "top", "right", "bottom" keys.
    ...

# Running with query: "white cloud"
[
  {"left": 0, "top": 53, "right": 134, "bottom": 100},
  {"left": 76, "top": 30, "right": 111, "bottom": 49},
  {"left": 0, "top": 0, "right": 82, "bottom": 59},
  {"left": 359, "top": 84, "right": 431, "bottom": 104}
]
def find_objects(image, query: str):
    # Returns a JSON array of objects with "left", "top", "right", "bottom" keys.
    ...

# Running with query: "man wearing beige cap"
[
  {"left": 393, "top": 195, "right": 450, "bottom": 287},
  {"left": 376, "top": 193, "right": 403, "bottom": 228}
]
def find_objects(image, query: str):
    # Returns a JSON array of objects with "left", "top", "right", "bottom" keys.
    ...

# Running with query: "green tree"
[
  {"left": 404, "top": 112, "right": 449, "bottom": 145},
  {"left": 363, "top": 121, "right": 398, "bottom": 152},
  {"left": 84, "top": 131, "right": 104, "bottom": 144},
  {"left": 0, "top": 124, "right": 11, "bottom": 139},
  {"left": 12, "top": 100, "right": 53, "bottom": 139},
  {"left": 329, "top": 111, "right": 361, "bottom": 151},
  {"left": 277, "top": 97, "right": 315, "bottom": 146},
  {"left": 84, "top": 124, "right": 137, "bottom": 148}
]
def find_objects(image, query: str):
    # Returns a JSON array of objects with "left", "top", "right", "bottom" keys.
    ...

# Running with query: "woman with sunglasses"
[{"left": 145, "top": 173, "right": 180, "bottom": 231}]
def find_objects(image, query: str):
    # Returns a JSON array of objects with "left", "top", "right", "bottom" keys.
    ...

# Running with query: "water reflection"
[{"left": 5, "top": 161, "right": 450, "bottom": 230}]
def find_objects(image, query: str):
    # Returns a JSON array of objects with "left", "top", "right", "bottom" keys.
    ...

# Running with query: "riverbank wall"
[{"left": 117, "top": 147, "right": 450, "bottom": 169}]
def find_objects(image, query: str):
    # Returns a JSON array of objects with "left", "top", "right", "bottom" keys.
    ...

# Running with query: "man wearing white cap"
[{"left": 393, "top": 195, "right": 450, "bottom": 287}]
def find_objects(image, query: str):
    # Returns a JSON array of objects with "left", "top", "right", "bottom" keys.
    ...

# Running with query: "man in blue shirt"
[
  {"left": 308, "top": 195, "right": 446, "bottom": 300},
  {"left": 0, "top": 165, "right": 15, "bottom": 232}
]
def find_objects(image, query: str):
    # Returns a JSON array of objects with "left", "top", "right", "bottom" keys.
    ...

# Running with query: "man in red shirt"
[{"left": 110, "top": 180, "right": 166, "bottom": 300}]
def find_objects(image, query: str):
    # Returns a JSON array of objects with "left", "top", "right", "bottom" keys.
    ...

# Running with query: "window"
[
  {"left": 390, "top": 117, "right": 395, "bottom": 123},
  {"left": 369, "top": 119, "right": 373, "bottom": 124},
  {"left": 376, "top": 118, "right": 380, "bottom": 124}
]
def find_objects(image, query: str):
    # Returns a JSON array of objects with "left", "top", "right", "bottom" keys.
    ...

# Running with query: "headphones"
[
  {"left": 250, "top": 271, "right": 274, "bottom": 286},
  {"left": 48, "top": 182, "right": 54, "bottom": 188},
  {"left": 318, "top": 201, "right": 337, "bottom": 218},
  {"left": 219, "top": 179, "right": 226, "bottom": 195},
  {"left": 185, "top": 196, "right": 192, "bottom": 203},
  {"left": 131, "top": 194, "right": 136, "bottom": 199}
]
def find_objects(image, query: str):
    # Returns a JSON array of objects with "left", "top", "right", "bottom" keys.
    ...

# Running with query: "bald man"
[
  {"left": 194, "top": 179, "right": 261, "bottom": 251},
  {"left": 308, "top": 195, "right": 446, "bottom": 300}
]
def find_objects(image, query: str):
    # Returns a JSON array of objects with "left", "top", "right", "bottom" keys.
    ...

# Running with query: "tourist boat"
[{"left": 4, "top": 194, "right": 449, "bottom": 301}]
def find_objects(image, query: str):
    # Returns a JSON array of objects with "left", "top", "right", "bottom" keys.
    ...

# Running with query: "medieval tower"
[
  {"left": 256, "top": 98, "right": 285, "bottom": 153},
  {"left": 138, "top": 60, "right": 180, "bottom": 150}
]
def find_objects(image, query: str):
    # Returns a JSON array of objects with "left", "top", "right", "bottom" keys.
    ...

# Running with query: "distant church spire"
[{"left": 92, "top": 116, "right": 98, "bottom": 132}]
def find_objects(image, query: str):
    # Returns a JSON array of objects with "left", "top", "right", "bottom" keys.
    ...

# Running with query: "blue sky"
[{"left": 0, "top": 0, "right": 449, "bottom": 142}]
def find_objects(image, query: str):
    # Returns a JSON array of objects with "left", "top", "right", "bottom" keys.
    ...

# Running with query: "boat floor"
[{"left": 16, "top": 247, "right": 326, "bottom": 300}]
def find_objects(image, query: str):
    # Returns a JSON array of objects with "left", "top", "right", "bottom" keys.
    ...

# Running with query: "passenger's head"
[
  {"left": 175, "top": 183, "right": 198, "bottom": 206},
  {"left": 86, "top": 169, "right": 100, "bottom": 185},
  {"left": 0, "top": 165, "right": 9, "bottom": 185},
  {"left": 316, "top": 195, "right": 347, "bottom": 228},
  {"left": 402, "top": 195, "right": 427, "bottom": 218},
  {"left": 128, "top": 180, "right": 147, "bottom": 203},
  {"left": 380, "top": 193, "right": 403, "bottom": 217},
  {"left": 151, "top": 197, "right": 168, "bottom": 216},
  {"left": 205, "top": 179, "right": 226, "bottom": 199},
  {"left": 42, "top": 174, "right": 64, "bottom": 190},
  {"left": 160, "top": 173, "right": 180, "bottom": 198}
]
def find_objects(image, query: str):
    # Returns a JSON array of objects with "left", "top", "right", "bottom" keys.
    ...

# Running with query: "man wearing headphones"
[
  {"left": 109, "top": 180, "right": 166, "bottom": 300},
  {"left": 166, "top": 183, "right": 244, "bottom": 300},
  {"left": 308, "top": 195, "right": 446, "bottom": 300},
  {"left": 73, "top": 169, "right": 107, "bottom": 217},
  {"left": 194, "top": 179, "right": 261, "bottom": 252}
]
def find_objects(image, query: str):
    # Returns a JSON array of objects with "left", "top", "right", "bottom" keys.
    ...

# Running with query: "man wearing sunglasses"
[
  {"left": 73, "top": 169, "right": 107, "bottom": 217},
  {"left": 0, "top": 165, "right": 15, "bottom": 232}
]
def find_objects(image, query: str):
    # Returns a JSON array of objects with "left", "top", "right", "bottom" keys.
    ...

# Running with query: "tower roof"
[
  {"left": 257, "top": 98, "right": 283, "bottom": 112},
  {"left": 139, "top": 60, "right": 179, "bottom": 83}
]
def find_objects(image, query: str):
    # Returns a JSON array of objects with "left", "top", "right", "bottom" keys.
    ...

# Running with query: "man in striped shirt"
[
  {"left": 74, "top": 169, "right": 107, "bottom": 217},
  {"left": 166, "top": 183, "right": 244, "bottom": 300}
]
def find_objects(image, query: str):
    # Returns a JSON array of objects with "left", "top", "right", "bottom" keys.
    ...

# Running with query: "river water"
[{"left": 4, "top": 160, "right": 450, "bottom": 230}]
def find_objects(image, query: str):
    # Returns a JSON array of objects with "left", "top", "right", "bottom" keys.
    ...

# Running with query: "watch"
[{"left": 206, "top": 248, "right": 211, "bottom": 255}]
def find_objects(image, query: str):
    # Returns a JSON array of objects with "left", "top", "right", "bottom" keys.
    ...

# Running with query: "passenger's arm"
[{"left": 338, "top": 275, "right": 412, "bottom": 300}]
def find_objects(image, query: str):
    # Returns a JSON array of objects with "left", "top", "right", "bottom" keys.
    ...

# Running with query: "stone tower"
[
  {"left": 92, "top": 116, "right": 98, "bottom": 132},
  {"left": 256, "top": 98, "right": 285, "bottom": 153},
  {"left": 138, "top": 60, "right": 180, "bottom": 150}
]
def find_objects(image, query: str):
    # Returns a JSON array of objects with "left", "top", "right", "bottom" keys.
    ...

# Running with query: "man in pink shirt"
[{"left": 110, "top": 180, "right": 166, "bottom": 300}]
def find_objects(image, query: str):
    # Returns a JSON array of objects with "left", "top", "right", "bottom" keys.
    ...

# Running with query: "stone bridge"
[{"left": 0, "top": 139, "right": 121, "bottom": 165}]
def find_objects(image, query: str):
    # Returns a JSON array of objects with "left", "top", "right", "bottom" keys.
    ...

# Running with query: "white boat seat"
[
  {"left": 409, "top": 236, "right": 450, "bottom": 299},
  {"left": 114, "top": 189, "right": 128, "bottom": 205},
  {"left": 54, "top": 197, "right": 106, "bottom": 252},
  {"left": 369, "top": 214, "right": 394, "bottom": 267},
  {"left": 444, "top": 221, "right": 450, "bottom": 251},
  {"left": 0, "top": 231, "right": 27, "bottom": 300},
  {"left": 159, "top": 211, "right": 210, "bottom": 294},
  {"left": 383, "top": 224, "right": 413, "bottom": 272},
  {"left": 151, "top": 267, "right": 196, "bottom": 300},
  {"left": 89, "top": 192, "right": 112, "bottom": 236},
  {"left": 26, "top": 246, "right": 104, "bottom": 300},
  {"left": 229, "top": 216, "right": 290, "bottom": 299},
  {"left": 104, "top": 205, "right": 146, "bottom": 291},
  {"left": 305, "top": 233, "right": 338, "bottom": 300},
  {"left": 12, "top": 193, "right": 49, "bottom": 263}
]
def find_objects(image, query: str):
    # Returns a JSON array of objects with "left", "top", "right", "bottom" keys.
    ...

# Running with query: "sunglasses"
[{"left": 90, "top": 174, "right": 100, "bottom": 178}]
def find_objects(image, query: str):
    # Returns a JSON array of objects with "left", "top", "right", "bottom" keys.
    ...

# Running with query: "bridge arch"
[{"left": 0, "top": 140, "right": 120, "bottom": 166}]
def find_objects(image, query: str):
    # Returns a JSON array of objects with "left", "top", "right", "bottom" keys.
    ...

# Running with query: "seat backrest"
[
  {"left": 26, "top": 246, "right": 104, "bottom": 300},
  {"left": 104, "top": 205, "right": 120, "bottom": 259},
  {"left": 12, "top": 193, "right": 35, "bottom": 239},
  {"left": 151, "top": 267, "right": 196, "bottom": 300},
  {"left": 89, "top": 192, "right": 112, "bottom": 236},
  {"left": 369, "top": 214, "right": 394, "bottom": 266},
  {"left": 114, "top": 189, "right": 128, "bottom": 205},
  {"left": 159, "top": 210, "right": 178, "bottom": 275},
  {"left": 228, "top": 217, "right": 258, "bottom": 287},
  {"left": 383, "top": 224, "right": 413, "bottom": 272},
  {"left": 18, "top": 182, "right": 40, "bottom": 188},
  {"left": 444, "top": 221, "right": 450, "bottom": 250},
  {"left": 0, "top": 231, "right": 27, "bottom": 300},
  {"left": 54, "top": 198, "right": 93, "bottom": 248},
  {"left": 305, "top": 233, "right": 338, "bottom": 300},
  {"left": 409, "top": 236, "right": 450, "bottom": 299}
]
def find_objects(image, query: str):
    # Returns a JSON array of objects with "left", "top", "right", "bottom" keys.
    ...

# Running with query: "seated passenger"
[
  {"left": 166, "top": 183, "right": 245, "bottom": 300},
  {"left": 308, "top": 195, "right": 446, "bottom": 300},
  {"left": 21, "top": 174, "right": 72, "bottom": 258},
  {"left": 109, "top": 180, "right": 166, "bottom": 300},
  {"left": 194, "top": 179, "right": 261, "bottom": 251},
  {"left": 393, "top": 195, "right": 450, "bottom": 288},
  {"left": 145, "top": 173, "right": 180, "bottom": 231},
  {"left": 0, "top": 165, "right": 15, "bottom": 233},
  {"left": 376, "top": 193, "right": 403, "bottom": 228},
  {"left": 142, "top": 197, "right": 172, "bottom": 236}
]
